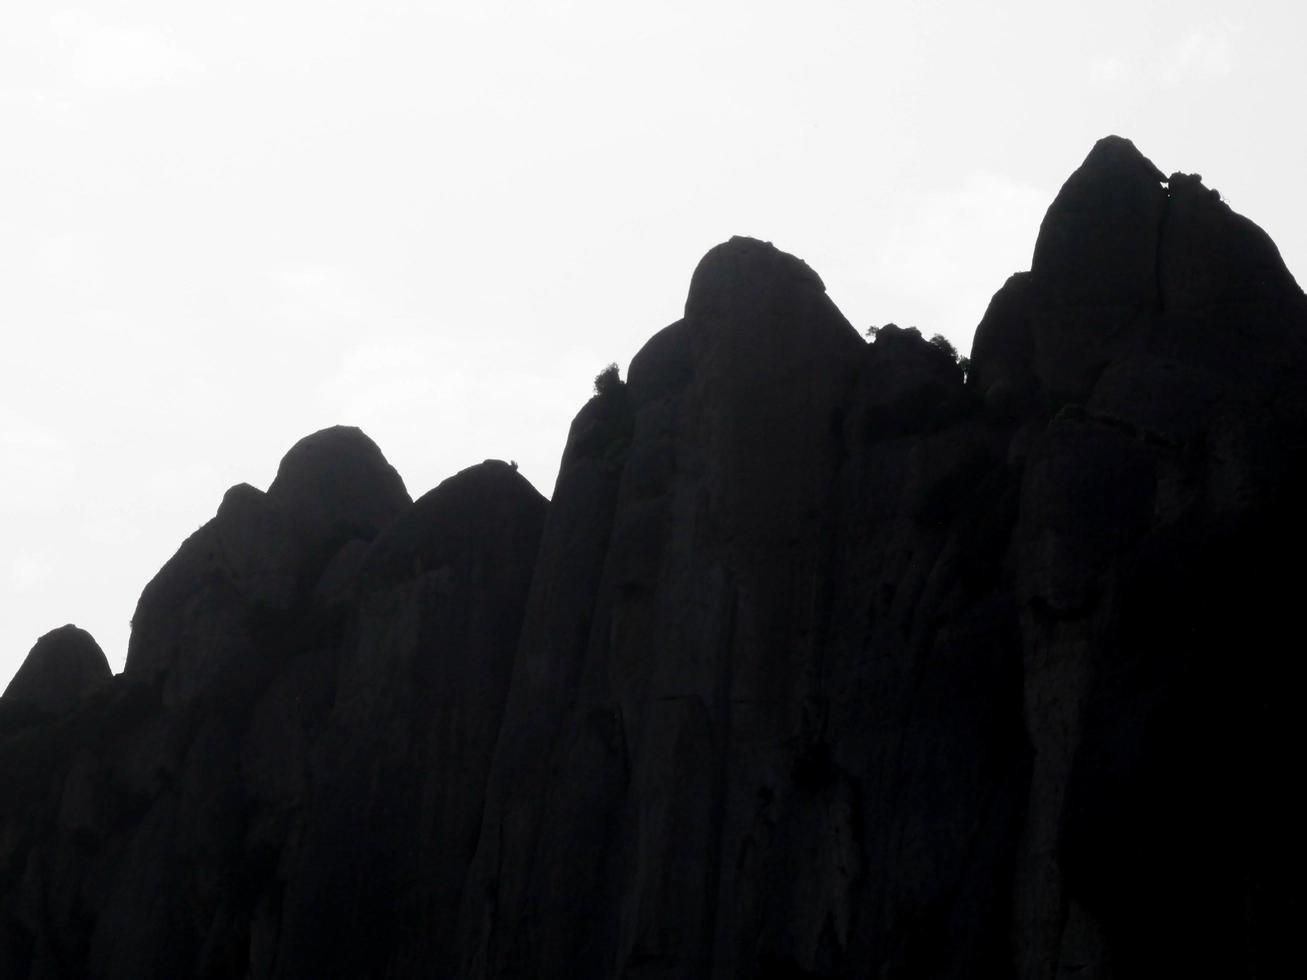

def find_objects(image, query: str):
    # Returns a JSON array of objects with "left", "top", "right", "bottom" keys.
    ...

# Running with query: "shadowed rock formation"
[
  {"left": 0, "top": 626, "right": 110, "bottom": 731},
  {"left": 2, "top": 138, "right": 1304, "bottom": 979},
  {"left": 123, "top": 425, "right": 410, "bottom": 707}
]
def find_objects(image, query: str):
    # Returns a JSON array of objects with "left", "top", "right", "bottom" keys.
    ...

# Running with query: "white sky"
[{"left": 3, "top": 1, "right": 1305, "bottom": 688}]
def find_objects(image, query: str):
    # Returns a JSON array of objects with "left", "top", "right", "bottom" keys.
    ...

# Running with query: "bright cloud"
[
  {"left": 1089, "top": 25, "right": 1235, "bottom": 91},
  {"left": 7, "top": 551, "right": 59, "bottom": 595},
  {"left": 1089, "top": 55, "right": 1129, "bottom": 89},
  {"left": 0, "top": 406, "right": 67, "bottom": 455},
  {"left": 51, "top": 9, "right": 200, "bottom": 90},
  {"left": 1157, "top": 30, "right": 1233, "bottom": 86},
  {"left": 844, "top": 172, "right": 1051, "bottom": 352}
]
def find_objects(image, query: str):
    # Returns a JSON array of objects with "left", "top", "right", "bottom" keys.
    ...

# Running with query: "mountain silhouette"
[{"left": 2, "top": 137, "right": 1303, "bottom": 979}]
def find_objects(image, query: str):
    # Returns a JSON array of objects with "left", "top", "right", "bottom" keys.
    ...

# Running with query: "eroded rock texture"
[{"left": 2, "top": 137, "right": 1304, "bottom": 978}]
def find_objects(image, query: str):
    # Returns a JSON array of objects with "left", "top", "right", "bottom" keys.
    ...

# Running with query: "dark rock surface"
[
  {"left": 122, "top": 426, "right": 411, "bottom": 707},
  {"left": 1029, "top": 136, "right": 1168, "bottom": 405},
  {"left": 267, "top": 424, "right": 411, "bottom": 567},
  {"left": 0, "top": 626, "right": 110, "bottom": 730},
  {"left": 269, "top": 461, "right": 546, "bottom": 980},
  {"left": 2, "top": 139, "right": 1304, "bottom": 978}
]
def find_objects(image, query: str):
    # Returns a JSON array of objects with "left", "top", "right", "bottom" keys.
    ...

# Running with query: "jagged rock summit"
[{"left": 2, "top": 138, "right": 1303, "bottom": 979}]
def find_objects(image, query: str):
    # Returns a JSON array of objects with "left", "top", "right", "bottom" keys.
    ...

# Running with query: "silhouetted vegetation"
[
  {"left": 594, "top": 362, "right": 622, "bottom": 396},
  {"left": 928, "top": 333, "right": 958, "bottom": 360},
  {"left": 926, "top": 333, "right": 971, "bottom": 379}
]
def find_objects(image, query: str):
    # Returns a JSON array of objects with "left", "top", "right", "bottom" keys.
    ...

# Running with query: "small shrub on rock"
[
  {"left": 928, "top": 333, "right": 959, "bottom": 360},
  {"left": 593, "top": 362, "right": 622, "bottom": 396}
]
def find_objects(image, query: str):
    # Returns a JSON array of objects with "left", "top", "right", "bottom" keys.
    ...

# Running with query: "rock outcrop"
[
  {"left": 123, "top": 425, "right": 410, "bottom": 706},
  {"left": 2, "top": 138, "right": 1303, "bottom": 979},
  {"left": 0, "top": 625, "right": 110, "bottom": 730}
]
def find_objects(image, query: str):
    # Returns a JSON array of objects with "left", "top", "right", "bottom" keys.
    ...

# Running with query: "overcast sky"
[{"left": 3, "top": 1, "right": 1305, "bottom": 688}]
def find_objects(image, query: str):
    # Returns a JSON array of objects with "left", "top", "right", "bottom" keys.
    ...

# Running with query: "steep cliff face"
[{"left": 2, "top": 137, "right": 1304, "bottom": 979}]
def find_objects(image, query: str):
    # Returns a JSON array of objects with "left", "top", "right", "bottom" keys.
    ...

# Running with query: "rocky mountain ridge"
[{"left": 2, "top": 136, "right": 1303, "bottom": 979}]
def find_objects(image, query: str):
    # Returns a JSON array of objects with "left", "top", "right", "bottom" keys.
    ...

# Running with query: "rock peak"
[
  {"left": 360, "top": 457, "right": 547, "bottom": 593},
  {"left": 268, "top": 424, "right": 411, "bottom": 557},
  {"left": 1026, "top": 135, "right": 1170, "bottom": 402},
  {"left": 2, "top": 624, "right": 111, "bottom": 717},
  {"left": 1080, "top": 134, "right": 1167, "bottom": 184},
  {"left": 685, "top": 236, "right": 826, "bottom": 318}
]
